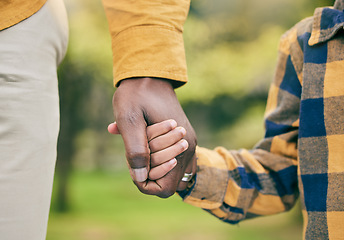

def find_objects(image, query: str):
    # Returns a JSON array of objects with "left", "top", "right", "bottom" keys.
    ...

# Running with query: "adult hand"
[{"left": 111, "top": 77, "right": 197, "bottom": 198}]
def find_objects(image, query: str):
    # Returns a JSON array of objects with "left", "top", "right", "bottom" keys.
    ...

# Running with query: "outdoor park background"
[{"left": 48, "top": 0, "right": 334, "bottom": 239}]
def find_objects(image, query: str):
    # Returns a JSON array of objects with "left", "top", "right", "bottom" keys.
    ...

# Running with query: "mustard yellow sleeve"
[
  {"left": 102, "top": 0, "right": 190, "bottom": 87},
  {"left": 179, "top": 29, "right": 302, "bottom": 223},
  {"left": 0, "top": 0, "right": 47, "bottom": 30}
]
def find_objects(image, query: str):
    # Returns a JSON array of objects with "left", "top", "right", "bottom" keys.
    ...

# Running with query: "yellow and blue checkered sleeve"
[{"left": 180, "top": 28, "right": 302, "bottom": 224}]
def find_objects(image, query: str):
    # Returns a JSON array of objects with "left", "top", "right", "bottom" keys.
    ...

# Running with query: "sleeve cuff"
[
  {"left": 181, "top": 146, "right": 229, "bottom": 209},
  {"left": 111, "top": 26, "right": 188, "bottom": 87}
]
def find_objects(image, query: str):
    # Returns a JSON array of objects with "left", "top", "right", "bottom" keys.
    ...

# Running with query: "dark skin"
[{"left": 112, "top": 77, "right": 197, "bottom": 198}]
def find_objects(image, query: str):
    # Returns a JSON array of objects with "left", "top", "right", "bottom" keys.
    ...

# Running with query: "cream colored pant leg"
[{"left": 0, "top": 0, "right": 68, "bottom": 239}]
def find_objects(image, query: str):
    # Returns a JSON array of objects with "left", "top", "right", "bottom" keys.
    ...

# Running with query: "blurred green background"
[{"left": 48, "top": 0, "right": 334, "bottom": 239}]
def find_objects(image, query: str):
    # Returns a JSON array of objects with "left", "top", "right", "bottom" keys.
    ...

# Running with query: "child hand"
[
  {"left": 108, "top": 120, "right": 188, "bottom": 180},
  {"left": 147, "top": 120, "right": 188, "bottom": 180}
]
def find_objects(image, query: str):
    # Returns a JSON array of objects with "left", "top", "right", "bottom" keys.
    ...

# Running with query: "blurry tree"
[
  {"left": 54, "top": 0, "right": 114, "bottom": 211},
  {"left": 56, "top": 56, "right": 92, "bottom": 211}
]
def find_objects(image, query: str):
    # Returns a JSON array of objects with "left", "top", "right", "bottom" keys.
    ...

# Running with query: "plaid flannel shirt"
[{"left": 180, "top": 1, "right": 344, "bottom": 239}]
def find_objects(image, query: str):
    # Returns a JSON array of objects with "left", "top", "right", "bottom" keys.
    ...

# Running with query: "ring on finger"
[{"left": 181, "top": 172, "right": 193, "bottom": 182}]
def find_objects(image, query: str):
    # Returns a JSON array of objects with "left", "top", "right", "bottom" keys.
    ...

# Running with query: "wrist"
[
  {"left": 118, "top": 77, "right": 182, "bottom": 89},
  {"left": 177, "top": 174, "right": 196, "bottom": 198}
]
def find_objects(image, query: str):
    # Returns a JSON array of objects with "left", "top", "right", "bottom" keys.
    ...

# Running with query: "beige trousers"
[{"left": 0, "top": 0, "right": 68, "bottom": 239}]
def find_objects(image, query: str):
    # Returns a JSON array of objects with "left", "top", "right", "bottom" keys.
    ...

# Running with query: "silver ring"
[{"left": 181, "top": 172, "right": 193, "bottom": 182}]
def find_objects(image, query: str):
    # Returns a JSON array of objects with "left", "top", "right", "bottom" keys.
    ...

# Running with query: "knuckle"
[
  {"left": 158, "top": 190, "right": 175, "bottom": 198},
  {"left": 116, "top": 111, "right": 140, "bottom": 126},
  {"left": 149, "top": 140, "right": 159, "bottom": 152},
  {"left": 157, "top": 186, "right": 176, "bottom": 198},
  {"left": 135, "top": 184, "right": 159, "bottom": 196},
  {"left": 136, "top": 187, "right": 154, "bottom": 196},
  {"left": 137, "top": 187, "right": 151, "bottom": 195},
  {"left": 149, "top": 155, "right": 158, "bottom": 167},
  {"left": 135, "top": 181, "right": 177, "bottom": 198}
]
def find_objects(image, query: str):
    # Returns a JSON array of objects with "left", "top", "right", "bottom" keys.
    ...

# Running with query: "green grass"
[{"left": 47, "top": 170, "right": 303, "bottom": 240}]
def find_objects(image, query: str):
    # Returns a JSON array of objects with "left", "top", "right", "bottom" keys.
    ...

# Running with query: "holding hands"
[
  {"left": 108, "top": 119, "right": 191, "bottom": 182},
  {"left": 109, "top": 78, "right": 197, "bottom": 198}
]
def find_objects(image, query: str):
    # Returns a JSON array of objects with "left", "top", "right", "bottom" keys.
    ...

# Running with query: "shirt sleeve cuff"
[
  {"left": 111, "top": 26, "right": 188, "bottom": 87},
  {"left": 180, "top": 146, "right": 229, "bottom": 209}
]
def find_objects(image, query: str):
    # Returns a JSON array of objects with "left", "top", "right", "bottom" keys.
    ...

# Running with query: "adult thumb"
[{"left": 116, "top": 116, "right": 150, "bottom": 183}]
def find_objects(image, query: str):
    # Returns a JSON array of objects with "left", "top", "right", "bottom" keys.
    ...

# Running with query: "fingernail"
[
  {"left": 169, "top": 158, "right": 177, "bottom": 167},
  {"left": 170, "top": 119, "right": 177, "bottom": 128},
  {"left": 132, "top": 168, "right": 148, "bottom": 182},
  {"left": 107, "top": 123, "right": 114, "bottom": 132},
  {"left": 181, "top": 139, "right": 188, "bottom": 150},
  {"left": 177, "top": 127, "right": 186, "bottom": 135}
]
